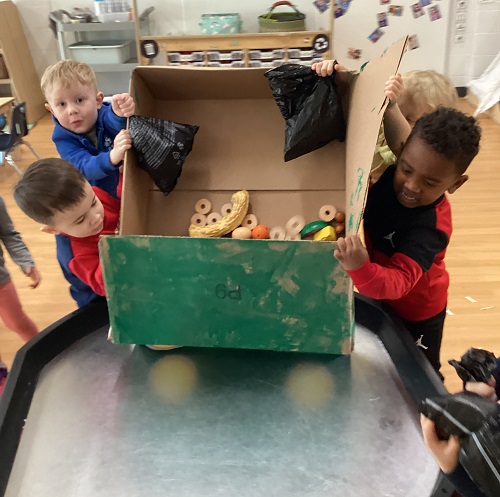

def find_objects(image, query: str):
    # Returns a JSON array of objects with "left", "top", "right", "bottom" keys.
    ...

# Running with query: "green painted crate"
[{"left": 101, "top": 236, "right": 353, "bottom": 353}]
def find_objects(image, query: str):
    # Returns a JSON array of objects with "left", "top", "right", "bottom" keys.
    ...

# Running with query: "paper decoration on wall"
[
  {"left": 368, "top": 28, "right": 384, "bottom": 43},
  {"left": 313, "top": 0, "right": 330, "bottom": 13},
  {"left": 380, "top": 0, "right": 390, "bottom": 4},
  {"left": 419, "top": 0, "right": 431, "bottom": 7},
  {"left": 388, "top": 5, "right": 404, "bottom": 16},
  {"left": 347, "top": 48, "right": 362, "bottom": 59},
  {"left": 377, "top": 12, "right": 388, "bottom": 27},
  {"left": 429, "top": 5, "right": 441, "bottom": 21},
  {"left": 408, "top": 34, "right": 420, "bottom": 50},
  {"left": 333, "top": 0, "right": 352, "bottom": 19},
  {"left": 411, "top": 3, "right": 424, "bottom": 18}
]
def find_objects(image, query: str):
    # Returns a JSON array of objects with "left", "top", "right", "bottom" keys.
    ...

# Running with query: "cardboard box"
[{"left": 101, "top": 38, "right": 407, "bottom": 354}]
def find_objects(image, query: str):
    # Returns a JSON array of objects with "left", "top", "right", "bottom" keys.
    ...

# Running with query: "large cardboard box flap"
[{"left": 101, "top": 38, "right": 407, "bottom": 354}]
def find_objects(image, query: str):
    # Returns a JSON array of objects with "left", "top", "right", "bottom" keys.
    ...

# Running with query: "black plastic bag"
[
  {"left": 264, "top": 63, "right": 346, "bottom": 162},
  {"left": 449, "top": 347, "right": 497, "bottom": 384},
  {"left": 421, "top": 392, "right": 500, "bottom": 497},
  {"left": 129, "top": 116, "right": 199, "bottom": 196}
]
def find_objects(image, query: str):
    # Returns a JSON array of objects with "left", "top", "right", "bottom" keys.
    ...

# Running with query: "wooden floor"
[{"left": 0, "top": 100, "right": 499, "bottom": 394}]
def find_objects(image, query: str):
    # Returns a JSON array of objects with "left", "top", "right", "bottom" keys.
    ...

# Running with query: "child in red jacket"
[
  {"left": 334, "top": 108, "right": 481, "bottom": 375},
  {"left": 13, "top": 158, "right": 120, "bottom": 298}
]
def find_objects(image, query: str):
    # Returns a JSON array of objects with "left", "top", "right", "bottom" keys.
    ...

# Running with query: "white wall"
[
  {"left": 12, "top": 0, "right": 500, "bottom": 89},
  {"left": 446, "top": 0, "right": 500, "bottom": 88}
]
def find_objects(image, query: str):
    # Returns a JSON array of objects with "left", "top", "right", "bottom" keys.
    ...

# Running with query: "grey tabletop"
[{"left": 5, "top": 325, "right": 439, "bottom": 497}]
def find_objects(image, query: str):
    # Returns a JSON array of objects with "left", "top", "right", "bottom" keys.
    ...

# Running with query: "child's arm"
[
  {"left": 421, "top": 415, "right": 488, "bottom": 497},
  {"left": 55, "top": 138, "right": 119, "bottom": 180},
  {"left": 311, "top": 59, "right": 348, "bottom": 77},
  {"left": 0, "top": 197, "right": 41, "bottom": 288},
  {"left": 68, "top": 253, "right": 105, "bottom": 297},
  {"left": 334, "top": 235, "right": 422, "bottom": 300},
  {"left": 109, "top": 129, "right": 132, "bottom": 166},
  {"left": 421, "top": 415, "right": 461, "bottom": 474},
  {"left": 382, "top": 74, "right": 412, "bottom": 158},
  {"left": 334, "top": 227, "right": 447, "bottom": 300},
  {"left": 111, "top": 93, "right": 135, "bottom": 118}
]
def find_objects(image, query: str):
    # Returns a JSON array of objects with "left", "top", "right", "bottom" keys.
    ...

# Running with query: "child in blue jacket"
[{"left": 40, "top": 59, "right": 134, "bottom": 306}]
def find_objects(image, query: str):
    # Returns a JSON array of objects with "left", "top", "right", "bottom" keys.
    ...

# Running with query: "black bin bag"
[
  {"left": 264, "top": 63, "right": 346, "bottom": 162},
  {"left": 420, "top": 392, "right": 500, "bottom": 497},
  {"left": 129, "top": 116, "right": 199, "bottom": 196}
]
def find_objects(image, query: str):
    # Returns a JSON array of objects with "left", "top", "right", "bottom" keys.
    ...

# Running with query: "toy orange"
[{"left": 251, "top": 225, "right": 270, "bottom": 239}]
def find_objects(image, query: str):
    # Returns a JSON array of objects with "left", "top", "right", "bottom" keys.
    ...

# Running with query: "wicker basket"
[{"left": 258, "top": 1, "right": 306, "bottom": 33}]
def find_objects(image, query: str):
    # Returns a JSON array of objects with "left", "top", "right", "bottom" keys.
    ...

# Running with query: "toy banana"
[{"left": 189, "top": 190, "right": 250, "bottom": 238}]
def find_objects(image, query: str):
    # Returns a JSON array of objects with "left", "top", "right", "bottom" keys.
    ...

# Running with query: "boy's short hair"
[
  {"left": 41, "top": 60, "right": 98, "bottom": 98},
  {"left": 402, "top": 70, "right": 457, "bottom": 110},
  {"left": 14, "top": 158, "right": 87, "bottom": 224},
  {"left": 408, "top": 107, "right": 481, "bottom": 174}
]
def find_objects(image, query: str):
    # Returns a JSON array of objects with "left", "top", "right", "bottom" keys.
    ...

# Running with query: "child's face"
[
  {"left": 45, "top": 81, "right": 104, "bottom": 135},
  {"left": 43, "top": 181, "right": 105, "bottom": 238},
  {"left": 398, "top": 97, "right": 433, "bottom": 128},
  {"left": 393, "top": 136, "right": 468, "bottom": 208}
]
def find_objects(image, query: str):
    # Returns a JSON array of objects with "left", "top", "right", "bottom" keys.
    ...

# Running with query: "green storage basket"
[{"left": 258, "top": 1, "right": 306, "bottom": 33}]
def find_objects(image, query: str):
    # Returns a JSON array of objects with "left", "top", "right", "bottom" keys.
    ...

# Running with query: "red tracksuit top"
[
  {"left": 66, "top": 186, "right": 120, "bottom": 297},
  {"left": 347, "top": 165, "right": 451, "bottom": 322}
]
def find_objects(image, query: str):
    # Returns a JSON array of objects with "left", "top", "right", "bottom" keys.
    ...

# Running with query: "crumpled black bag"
[
  {"left": 421, "top": 392, "right": 500, "bottom": 497},
  {"left": 449, "top": 347, "right": 497, "bottom": 384},
  {"left": 129, "top": 116, "right": 199, "bottom": 196},
  {"left": 264, "top": 63, "right": 346, "bottom": 162}
]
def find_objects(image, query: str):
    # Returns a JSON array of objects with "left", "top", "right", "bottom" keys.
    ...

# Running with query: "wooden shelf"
[
  {"left": 137, "top": 31, "right": 333, "bottom": 67},
  {"left": 0, "top": 78, "right": 11, "bottom": 84}
]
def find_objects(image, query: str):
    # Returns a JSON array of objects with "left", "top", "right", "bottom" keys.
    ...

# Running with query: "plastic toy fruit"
[{"left": 251, "top": 225, "right": 270, "bottom": 239}]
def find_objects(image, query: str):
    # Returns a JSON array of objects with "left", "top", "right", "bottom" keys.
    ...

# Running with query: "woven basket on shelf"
[{"left": 258, "top": 1, "right": 306, "bottom": 33}]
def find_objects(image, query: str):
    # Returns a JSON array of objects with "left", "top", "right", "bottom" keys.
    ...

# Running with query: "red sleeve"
[
  {"left": 116, "top": 171, "right": 123, "bottom": 199},
  {"left": 69, "top": 254, "right": 106, "bottom": 296},
  {"left": 346, "top": 252, "right": 423, "bottom": 300}
]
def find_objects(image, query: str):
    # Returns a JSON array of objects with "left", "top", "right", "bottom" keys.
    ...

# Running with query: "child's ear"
[
  {"left": 96, "top": 92, "right": 104, "bottom": 109},
  {"left": 45, "top": 103, "right": 54, "bottom": 115},
  {"left": 448, "top": 174, "right": 468, "bottom": 194},
  {"left": 40, "top": 225, "right": 59, "bottom": 235}
]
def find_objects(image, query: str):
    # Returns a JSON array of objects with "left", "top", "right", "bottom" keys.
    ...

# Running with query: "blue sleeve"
[
  {"left": 445, "top": 464, "right": 488, "bottom": 497},
  {"left": 55, "top": 136, "right": 117, "bottom": 182},
  {"left": 101, "top": 104, "right": 127, "bottom": 136}
]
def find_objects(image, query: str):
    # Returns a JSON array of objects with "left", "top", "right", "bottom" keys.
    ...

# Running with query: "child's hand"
[
  {"left": 334, "top": 235, "right": 368, "bottom": 271},
  {"left": 465, "top": 377, "right": 498, "bottom": 402},
  {"left": 420, "top": 414, "right": 461, "bottom": 474},
  {"left": 24, "top": 266, "right": 41, "bottom": 289},
  {"left": 111, "top": 93, "right": 135, "bottom": 118},
  {"left": 385, "top": 74, "right": 404, "bottom": 106},
  {"left": 110, "top": 129, "right": 132, "bottom": 166},
  {"left": 311, "top": 59, "right": 347, "bottom": 77}
]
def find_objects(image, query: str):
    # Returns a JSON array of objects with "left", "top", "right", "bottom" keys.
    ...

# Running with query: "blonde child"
[
  {"left": 378, "top": 70, "right": 457, "bottom": 179},
  {"left": 40, "top": 59, "right": 134, "bottom": 306},
  {"left": 0, "top": 195, "right": 41, "bottom": 395},
  {"left": 312, "top": 61, "right": 457, "bottom": 180}
]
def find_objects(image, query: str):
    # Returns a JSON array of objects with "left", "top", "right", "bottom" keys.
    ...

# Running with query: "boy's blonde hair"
[
  {"left": 401, "top": 70, "right": 457, "bottom": 110},
  {"left": 41, "top": 60, "right": 98, "bottom": 98}
]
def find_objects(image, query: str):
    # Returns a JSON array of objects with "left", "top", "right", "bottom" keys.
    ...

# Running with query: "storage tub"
[{"left": 68, "top": 40, "right": 132, "bottom": 64}]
